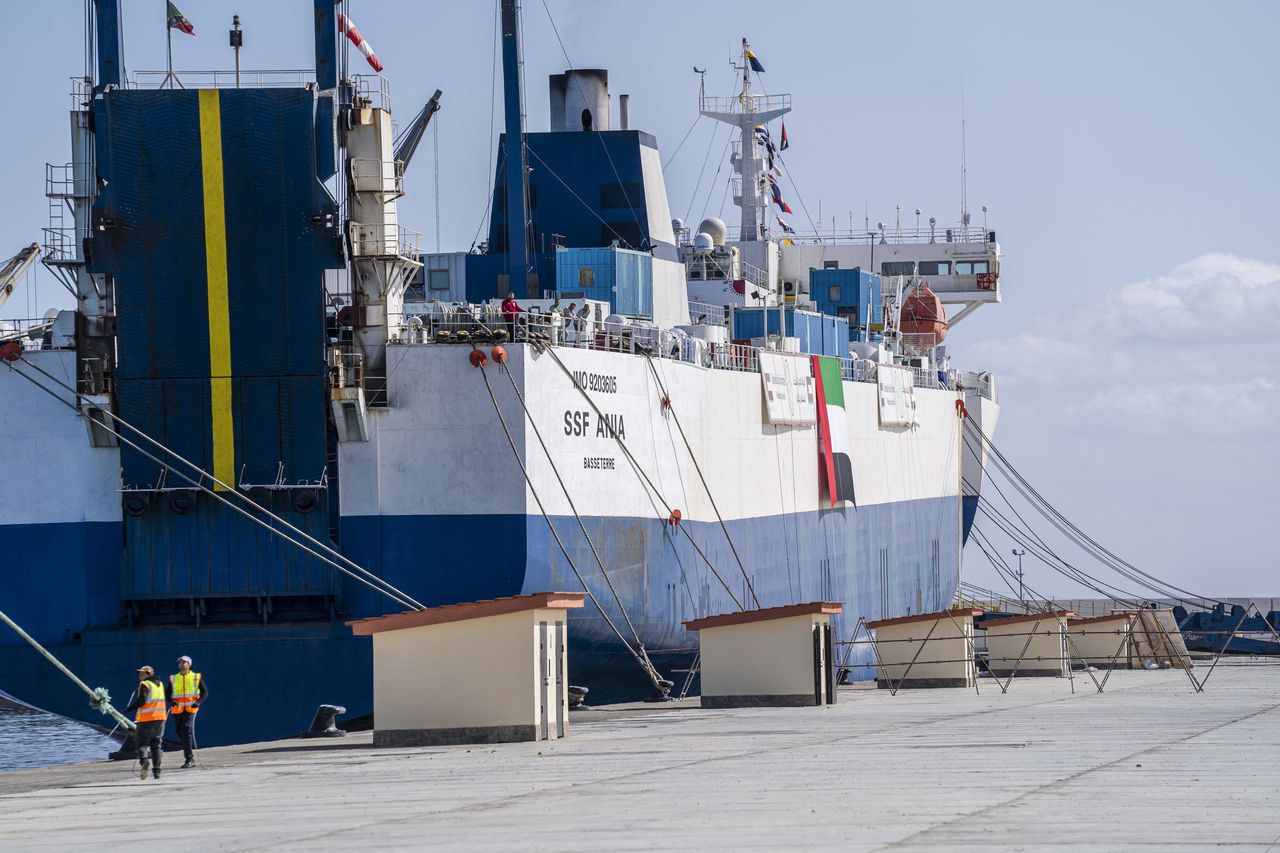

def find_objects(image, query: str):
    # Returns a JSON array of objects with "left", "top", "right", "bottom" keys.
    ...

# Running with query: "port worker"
[
  {"left": 123, "top": 665, "right": 167, "bottom": 781},
  {"left": 169, "top": 655, "right": 207, "bottom": 768}
]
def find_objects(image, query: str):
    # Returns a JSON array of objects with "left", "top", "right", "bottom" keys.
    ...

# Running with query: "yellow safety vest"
[
  {"left": 169, "top": 671, "right": 202, "bottom": 715},
  {"left": 135, "top": 679, "right": 167, "bottom": 723}
]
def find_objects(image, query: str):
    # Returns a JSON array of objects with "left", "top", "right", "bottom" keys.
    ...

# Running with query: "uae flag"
[{"left": 813, "top": 356, "right": 856, "bottom": 507}]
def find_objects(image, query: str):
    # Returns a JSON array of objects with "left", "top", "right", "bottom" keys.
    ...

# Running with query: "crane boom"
[
  {"left": 0, "top": 243, "right": 41, "bottom": 312},
  {"left": 392, "top": 89, "right": 443, "bottom": 176}
]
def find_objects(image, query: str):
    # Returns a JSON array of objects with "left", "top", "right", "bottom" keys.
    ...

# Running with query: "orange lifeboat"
[{"left": 899, "top": 285, "right": 948, "bottom": 344}]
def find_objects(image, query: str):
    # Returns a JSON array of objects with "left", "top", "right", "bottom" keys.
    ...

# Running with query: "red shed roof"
[
  {"left": 684, "top": 601, "right": 843, "bottom": 632},
  {"left": 348, "top": 592, "right": 586, "bottom": 636}
]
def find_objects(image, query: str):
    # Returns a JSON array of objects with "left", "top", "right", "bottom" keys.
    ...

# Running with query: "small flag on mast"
[
  {"left": 166, "top": 1, "right": 194, "bottom": 35},
  {"left": 780, "top": 121, "right": 790, "bottom": 151},
  {"left": 745, "top": 48, "right": 765, "bottom": 74},
  {"left": 339, "top": 14, "right": 384, "bottom": 73},
  {"left": 776, "top": 217, "right": 796, "bottom": 235}
]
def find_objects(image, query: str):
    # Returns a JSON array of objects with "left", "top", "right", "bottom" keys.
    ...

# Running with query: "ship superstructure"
[{"left": 0, "top": 0, "right": 998, "bottom": 745}]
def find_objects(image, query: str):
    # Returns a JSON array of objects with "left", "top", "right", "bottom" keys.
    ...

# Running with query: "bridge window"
[
  {"left": 955, "top": 260, "right": 990, "bottom": 275},
  {"left": 917, "top": 261, "right": 951, "bottom": 276},
  {"left": 600, "top": 182, "right": 645, "bottom": 209},
  {"left": 881, "top": 261, "right": 914, "bottom": 276}
]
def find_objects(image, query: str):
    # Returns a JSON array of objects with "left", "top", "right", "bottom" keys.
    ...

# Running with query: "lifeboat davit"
[{"left": 899, "top": 285, "right": 948, "bottom": 343}]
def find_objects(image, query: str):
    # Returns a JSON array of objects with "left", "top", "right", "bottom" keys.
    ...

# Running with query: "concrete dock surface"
[{"left": 2, "top": 660, "right": 1279, "bottom": 851}]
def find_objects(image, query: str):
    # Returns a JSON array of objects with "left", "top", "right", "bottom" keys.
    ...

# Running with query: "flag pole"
[{"left": 165, "top": 24, "right": 174, "bottom": 89}]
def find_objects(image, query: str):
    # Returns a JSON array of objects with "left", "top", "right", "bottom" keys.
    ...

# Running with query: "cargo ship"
[{"left": 0, "top": 1, "right": 999, "bottom": 745}]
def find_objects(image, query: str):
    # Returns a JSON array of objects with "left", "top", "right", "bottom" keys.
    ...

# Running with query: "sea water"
[{"left": 0, "top": 705, "right": 118, "bottom": 772}]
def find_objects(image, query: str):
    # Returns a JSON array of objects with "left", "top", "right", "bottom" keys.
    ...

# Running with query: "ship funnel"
[{"left": 549, "top": 69, "right": 610, "bottom": 132}]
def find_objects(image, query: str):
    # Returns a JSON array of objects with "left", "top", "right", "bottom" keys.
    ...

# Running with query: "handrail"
[{"left": 382, "top": 303, "right": 988, "bottom": 399}]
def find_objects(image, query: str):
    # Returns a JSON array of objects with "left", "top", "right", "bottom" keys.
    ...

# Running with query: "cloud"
[
  {"left": 967, "top": 253, "right": 1280, "bottom": 436},
  {"left": 1102, "top": 253, "right": 1280, "bottom": 342}
]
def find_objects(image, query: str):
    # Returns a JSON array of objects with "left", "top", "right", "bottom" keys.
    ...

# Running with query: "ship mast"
[
  {"left": 699, "top": 39, "right": 790, "bottom": 244},
  {"left": 500, "top": 0, "right": 533, "bottom": 297}
]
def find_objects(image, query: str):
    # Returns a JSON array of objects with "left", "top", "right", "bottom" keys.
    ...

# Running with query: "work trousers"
[
  {"left": 174, "top": 712, "right": 197, "bottom": 761},
  {"left": 135, "top": 721, "right": 164, "bottom": 770}
]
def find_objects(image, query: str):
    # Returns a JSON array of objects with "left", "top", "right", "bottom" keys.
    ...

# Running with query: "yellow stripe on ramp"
[{"left": 198, "top": 89, "right": 235, "bottom": 492}]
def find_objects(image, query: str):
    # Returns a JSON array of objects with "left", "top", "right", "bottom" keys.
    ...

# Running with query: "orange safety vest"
[
  {"left": 169, "top": 671, "right": 202, "bottom": 715},
  {"left": 135, "top": 679, "right": 167, "bottom": 724}
]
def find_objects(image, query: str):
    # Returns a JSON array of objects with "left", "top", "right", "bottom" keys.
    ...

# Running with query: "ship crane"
[
  {"left": 392, "top": 89, "right": 443, "bottom": 176},
  {"left": 0, "top": 243, "right": 41, "bottom": 312}
]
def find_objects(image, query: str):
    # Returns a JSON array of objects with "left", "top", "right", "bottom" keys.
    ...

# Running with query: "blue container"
[
  {"left": 808, "top": 268, "right": 882, "bottom": 343},
  {"left": 554, "top": 247, "right": 653, "bottom": 317},
  {"left": 730, "top": 307, "right": 847, "bottom": 357}
]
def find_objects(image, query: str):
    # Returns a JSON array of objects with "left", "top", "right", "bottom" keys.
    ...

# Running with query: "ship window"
[
  {"left": 427, "top": 269, "right": 450, "bottom": 291},
  {"left": 955, "top": 260, "right": 989, "bottom": 275},
  {"left": 578, "top": 268, "right": 595, "bottom": 287},
  {"left": 881, "top": 261, "right": 915, "bottom": 277},
  {"left": 494, "top": 185, "right": 538, "bottom": 213},
  {"left": 917, "top": 261, "right": 951, "bottom": 276},
  {"left": 600, "top": 182, "right": 646, "bottom": 209},
  {"left": 823, "top": 260, "right": 839, "bottom": 270},
  {"left": 827, "top": 284, "right": 842, "bottom": 302},
  {"left": 835, "top": 305, "right": 859, "bottom": 324}
]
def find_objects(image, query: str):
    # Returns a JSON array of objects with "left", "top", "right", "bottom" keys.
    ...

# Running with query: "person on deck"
[
  {"left": 169, "top": 655, "right": 207, "bottom": 768},
  {"left": 565, "top": 303, "right": 578, "bottom": 344},
  {"left": 123, "top": 665, "right": 167, "bottom": 781},
  {"left": 500, "top": 295, "right": 525, "bottom": 341}
]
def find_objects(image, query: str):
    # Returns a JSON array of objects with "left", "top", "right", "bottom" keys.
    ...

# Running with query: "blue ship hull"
[{"left": 0, "top": 495, "right": 957, "bottom": 746}]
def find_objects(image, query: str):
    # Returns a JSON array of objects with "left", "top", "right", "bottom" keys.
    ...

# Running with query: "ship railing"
[
  {"left": 958, "top": 372, "right": 996, "bottom": 402},
  {"left": 786, "top": 225, "right": 995, "bottom": 246},
  {"left": 349, "top": 158, "right": 405, "bottom": 198},
  {"left": 348, "top": 222, "right": 421, "bottom": 261},
  {"left": 0, "top": 317, "right": 67, "bottom": 351},
  {"left": 328, "top": 346, "right": 364, "bottom": 390},
  {"left": 41, "top": 225, "right": 88, "bottom": 265},
  {"left": 45, "top": 163, "right": 93, "bottom": 200},
  {"left": 67, "top": 76, "right": 93, "bottom": 109},
  {"left": 687, "top": 301, "right": 727, "bottom": 327},
  {"left": 395, "top": 304, "right": 984, "bottom": 391},
  {"left": 127, "top": 69, "right": 316, "bottom": 89},
  {"left": 352, "top": 75, "right": 392, "bottom": 112},
  {"left": 699, "top": 92, "right": 791, "bottom": 116}
]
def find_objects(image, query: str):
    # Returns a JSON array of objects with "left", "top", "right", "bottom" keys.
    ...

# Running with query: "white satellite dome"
[
  {"left": 692, "top": 232, "right": 715, "bottom": 254},
  {"left": 671, "top": 217, "right": 684, "bottom": 232},
  {"left": 697, "top": 216, "right": 727, "bottom": 247}
]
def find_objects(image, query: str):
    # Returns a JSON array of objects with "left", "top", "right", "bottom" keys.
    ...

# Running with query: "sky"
[{"left": 2, "top": 1, "right": 1277, "bottom": 599}]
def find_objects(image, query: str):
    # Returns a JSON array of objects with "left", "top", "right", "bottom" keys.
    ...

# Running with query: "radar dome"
[
  {"left": 692, "top": 232, "right": 715, "bottom": 254},
  {"left": 697, "top": 217, "right": 727, "bottom": 247},
  {"left": 671, "top": 217, "right": 684, "bottom": 232}
]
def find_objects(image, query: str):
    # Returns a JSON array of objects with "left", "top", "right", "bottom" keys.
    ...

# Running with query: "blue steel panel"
[
  {"left": 91, "top": 86, "right": 341, "bottom": 600},
  {"left": 95, "top": 92, "right": 211, "bottom": 382}
]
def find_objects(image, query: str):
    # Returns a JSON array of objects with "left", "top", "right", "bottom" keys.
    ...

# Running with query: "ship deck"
[{"left": 2, "top": 660, "right": 1278, "bottom": 850}]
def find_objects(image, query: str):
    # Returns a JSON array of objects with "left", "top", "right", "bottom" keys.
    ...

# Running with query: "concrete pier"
[{"left": 2, "top": 661, "right": 1279, "bottom": 850}]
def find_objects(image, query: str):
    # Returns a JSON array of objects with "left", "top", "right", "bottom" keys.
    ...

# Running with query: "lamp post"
[
  {"left": 229, "top": 16, "right": 243, "bottom": 88},
  {"left": 1011, "top": 548, "right": 1027, "bottom": 609}
]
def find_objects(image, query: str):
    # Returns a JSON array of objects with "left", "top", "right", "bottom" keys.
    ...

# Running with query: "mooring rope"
[{"left": 0, "top": 607, "right": 135, "bottom": 732}]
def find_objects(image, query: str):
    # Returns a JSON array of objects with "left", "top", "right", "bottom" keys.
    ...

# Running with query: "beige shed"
[
  {"left": 685, "top": 601, "right": 843, "bottom": 708},
  {"left": 867, "top": 608, "right": 983, "bottom": 689},
  {"left": 349, "top": 592, "right": 586, "bottom": 747},
  {"left": 1068, "top": 612, "right": 1139, "bottom": 668},
  {"left": 979, "top": 611, "right": 1075, "bottom": 677}
]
